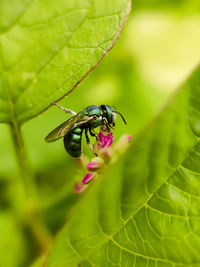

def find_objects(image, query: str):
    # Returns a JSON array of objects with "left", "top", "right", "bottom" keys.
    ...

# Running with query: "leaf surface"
[
  {"left": 0, "top": 212, "right": 27, "bottom": 267},
  {"left": 0, "top": 0, "right": 131, "bottom": 124},
  {"left": 46, "top": 66, "right": 200, "bottom": 267}
]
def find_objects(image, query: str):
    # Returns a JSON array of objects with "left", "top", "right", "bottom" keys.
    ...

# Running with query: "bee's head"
[{"left": 100, "top": 105, "right": 126, "bottom": 126}]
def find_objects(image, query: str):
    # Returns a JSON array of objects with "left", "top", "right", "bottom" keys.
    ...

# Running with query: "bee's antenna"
[{"left": 113, "top": 111, "right": 127, "bottom": 125}]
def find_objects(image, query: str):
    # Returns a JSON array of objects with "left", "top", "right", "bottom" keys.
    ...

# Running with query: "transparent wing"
[{"left": 45, "top": 113, "right": 95, "bottom": 142}]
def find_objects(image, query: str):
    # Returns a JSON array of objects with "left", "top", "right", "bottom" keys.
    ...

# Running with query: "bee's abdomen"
[{"left": 63, "top": 127, "right": 83, "bottom": 158}]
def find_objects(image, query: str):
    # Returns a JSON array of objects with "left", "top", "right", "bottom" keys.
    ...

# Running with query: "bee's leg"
[
  {"left": 85, "top": 128, "right": 97, "bottom": 156},
  {"left": 102, "top": 119, "right": 111, "bottom": 132},
  {"left": 52, "top": 102, "right": 77, "bottom": 115},
  {"left": 89, "top": 128, "right": 98, "bottom": 139},
  {"left": 89, "top": 128, "right": 100, "bottom": 142},
  {"left": 89, "top": 128, "right": 103, "bottom": 147},
  {"left": 106, "top": 125, "right": 111, "bottom": 131}
]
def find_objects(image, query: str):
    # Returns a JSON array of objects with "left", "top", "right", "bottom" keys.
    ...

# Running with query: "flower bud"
[
  {"left": 82, "top": 172, "right": 96, "bottom": 184},
  {"left": 109, "top": 134, "right": 133, "bottom": 163},
  {"left": 75, "top": 154, "right": 88, "bottom": 168},
  {"left": 127, "top": 135, "right": 132, "bottom": 142},
  {"left": 74, "top": 182, "right": 87, "bottom": 194},
  {"left": 86, "top": 157, "right": 104, "bottom": 171}
]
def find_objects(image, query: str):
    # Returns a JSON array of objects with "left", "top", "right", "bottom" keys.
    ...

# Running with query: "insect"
[{"left": 45, "top": 103, "right": 127, "bottom": 158}]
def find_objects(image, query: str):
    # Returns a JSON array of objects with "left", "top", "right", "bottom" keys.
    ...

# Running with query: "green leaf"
[
  {"left": 46, "top": 66, "right": 200, "bottom": 267},
  {"left": 30, "top": 256, "right": 45, "bottom": 267},
  {"left": 0, "top": 212, "right": 27, "bottom": 267},
  {"left": 0, "top": 0, "right": 131, "bottom": 124}
]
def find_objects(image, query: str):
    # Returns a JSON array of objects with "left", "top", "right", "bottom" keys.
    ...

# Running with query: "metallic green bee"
[{"left": 45, "top": 103, "right": 126, "bottom": 158}]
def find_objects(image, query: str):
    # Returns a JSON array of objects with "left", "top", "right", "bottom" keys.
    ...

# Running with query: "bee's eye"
[
  {"left": 112, "top": 113, "right": 117, "bottom": 122},
  {"left": 93, "top": 115, "right": 98, "bottom": 120}
]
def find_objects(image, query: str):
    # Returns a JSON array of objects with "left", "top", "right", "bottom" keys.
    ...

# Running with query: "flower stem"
[
  {"left": 9, "top": 121, "right": 52, "bottom": 252},
  {"left": 10, "top": 121, "right": 37, "bottom": 198}
]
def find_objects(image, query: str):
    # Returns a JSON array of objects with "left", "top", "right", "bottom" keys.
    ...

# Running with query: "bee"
[{"left": 45, "top": 103, "right": 126, "bottom": 158}]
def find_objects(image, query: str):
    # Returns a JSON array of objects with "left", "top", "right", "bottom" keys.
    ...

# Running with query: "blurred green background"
[{"left": 0, "top": 1, "right": 200, "bottom": 266}]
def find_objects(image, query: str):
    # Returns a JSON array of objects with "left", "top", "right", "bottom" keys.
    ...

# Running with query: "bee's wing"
[{"left": 45, "top": 113, "right": 95, "bottom": 143}]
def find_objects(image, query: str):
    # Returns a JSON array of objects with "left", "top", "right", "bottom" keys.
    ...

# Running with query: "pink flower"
[
  {"left": 127, "top": 135, "right": 132, "bottom": 142},
  {"left": 75, "top": 154, "right": 88, "bottom": 168},
  {"left": 98, "top": 131, "right": 114, "bottom": 148},
  {"left": 82, "top": 172, "right": 96, "bottom": 184},
  {"left": 74, "top": 130, "right": 133, "bottom": 194},
  {"left": 74, "top": 182, "right": 87, "bottom": 194},
  {"left": 86, "top": 157, "right": 104, "bottom": 171},
  {"left": 94, "top": 131, "right": 114, "bottom": 156}
]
